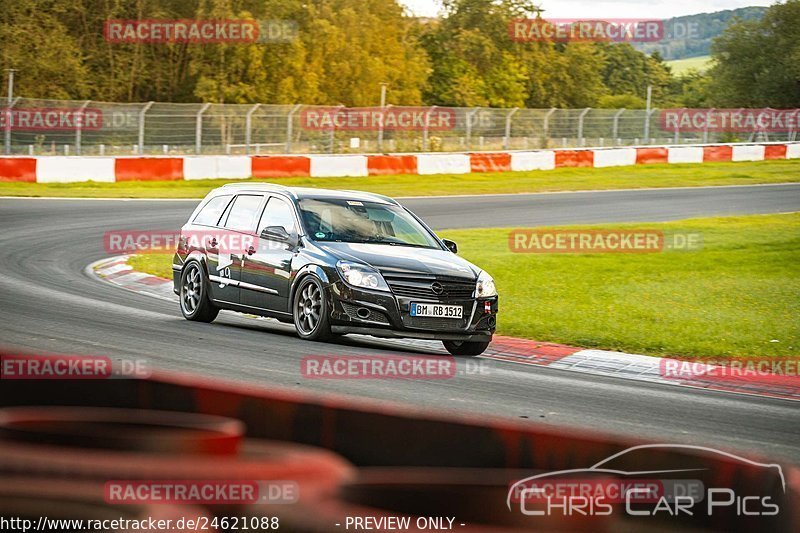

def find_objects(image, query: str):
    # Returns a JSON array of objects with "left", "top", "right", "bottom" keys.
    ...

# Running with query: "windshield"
[{"left": 298, "top": 198, "right": 440, "bottom": 249}]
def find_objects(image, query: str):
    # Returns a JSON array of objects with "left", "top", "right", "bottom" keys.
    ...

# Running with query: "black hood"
[{"left": 316, "top": 241, "right": 479, "bottom": 279}]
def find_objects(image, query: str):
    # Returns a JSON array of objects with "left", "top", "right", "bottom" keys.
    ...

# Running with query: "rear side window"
[
  {"left": 193, "top": 195, "right": 232, "bottom": 226},
  {"left": 224, "top": 195, "right": 264, "bottom": 233}
]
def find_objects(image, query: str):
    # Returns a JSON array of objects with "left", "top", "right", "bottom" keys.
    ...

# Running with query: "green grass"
[
  {"left": 127, "top": 254, "right": 172, "bottom": 280},
  {"left": 3, "top": 159, "right": 799, "bottom": 198},
  {"left": 127, "top": 213, "right": 800, "bottom": 359},
  {"left": 666, "top": 55, "right": 712, "bottom": 75}
]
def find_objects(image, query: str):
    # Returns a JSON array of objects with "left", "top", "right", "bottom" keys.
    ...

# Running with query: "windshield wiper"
[{"left": 342, "top": 237, "right": 433, "bottom": 249}]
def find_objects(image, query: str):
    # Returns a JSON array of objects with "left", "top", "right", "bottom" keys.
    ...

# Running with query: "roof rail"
[
  {"left": 340, "top": 189, "right": 399, "bottom": 205},
  {"left": 220, "top": 181, "right": 289, "bottom": 189}
]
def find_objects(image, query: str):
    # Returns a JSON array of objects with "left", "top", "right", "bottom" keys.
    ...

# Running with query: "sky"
[{"left": 400, "top": 0, "right": 779, "bottom": 19}]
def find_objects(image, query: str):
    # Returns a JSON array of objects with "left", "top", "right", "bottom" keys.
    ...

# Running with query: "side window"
[
  {"left": 224, "top": 195, "right": 264, "bottom": 233},
  {"left": 257, "top": 197, "right": 297, "bottom": 236},
  {"left": 193, "top": 195, "right": 233, "bottom": 226}
]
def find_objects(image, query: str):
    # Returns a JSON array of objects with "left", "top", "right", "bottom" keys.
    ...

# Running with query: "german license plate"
[{"left": 410, "top": 303, "right": 463, "bottom": 319}]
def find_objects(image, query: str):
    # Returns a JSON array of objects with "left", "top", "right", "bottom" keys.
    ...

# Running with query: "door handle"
[{"left": 246, "top": 245, "right": 256, "bottom": 256}]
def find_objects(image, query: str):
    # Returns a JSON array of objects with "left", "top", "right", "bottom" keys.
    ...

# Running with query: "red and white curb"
[
  {"left": 3, "top": 141, "right": 799, "bottom": 183},
  {"left": 90, "top": 255, "right": 799, "bottom": 402},
  {"left": 88, "top": 255, "right": 176, "bottom": 302}
]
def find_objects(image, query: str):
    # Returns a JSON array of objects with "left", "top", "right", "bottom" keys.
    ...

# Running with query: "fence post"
[
  {"left": 286, "top": 104, "right": 301, "bottom": 153},
  {"left": 504, "top": 108, "right": 519, "bottom": 150},
  {"left": 465, "top": 108, "right": 480, "bottom": 150},
  {"left": 644, "top": 108, "right": 657, "bottom": 144},
  {"left": 422, "top": 105, "right": 437, "bottom": 151},
  {"left": 674, "top": 108, "right": 684, "bottom": 144},
  {"left": 4, "top": 96, "right": 20, "bottom": 155},
  {"left": 378, "top": 104, "right": 392, "bottom": 152},
  {"left": 612, "top": 108, "right": 625, "bottom": 146},
  {"left": 543, "top": 108, "right": 556, "bottom": 146},
  {"left": 245, "top": 103, "right": 260, "bottom": 155},
  {"left": 138, "top": 101, "right": 154, "bottom": 155},
  {"left": 577, "top": 108, "right": 590, "bottom": 147},
  {"left": 328, "top": 105, "right": 344, "bottom": 154},
  {"left": 703, "top": 108, "right": 714, "bottom": 144},
  {"left": 195, "top": 103, "right": 211, "bottom": 155},
  {"left": 75, "top": 100, "right": 90, "bottom": 156}
]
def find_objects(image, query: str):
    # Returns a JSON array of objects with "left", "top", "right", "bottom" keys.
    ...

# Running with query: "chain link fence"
[{"left": 2, "top": 97, "right": 797, "bottom": 156}]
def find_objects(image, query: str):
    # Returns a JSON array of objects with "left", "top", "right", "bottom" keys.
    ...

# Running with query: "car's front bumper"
[{"left": 326, "top": 279, "right": 497, "bottom": 341}]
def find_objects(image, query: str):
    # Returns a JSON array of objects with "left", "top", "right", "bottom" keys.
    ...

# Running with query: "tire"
[
  {"left": 293, "top": 275, "right": 333, "bottom": 342},
  {"left": 442, "top": 339, "right": 490, "bottom": 356},
  {"left": 179, "top": 261, "right": 219, "bottom": 323}
]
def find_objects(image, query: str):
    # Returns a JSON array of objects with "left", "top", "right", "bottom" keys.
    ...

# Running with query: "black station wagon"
[{"left": 173, "top": 183, "right": 498, "bottom": 356}]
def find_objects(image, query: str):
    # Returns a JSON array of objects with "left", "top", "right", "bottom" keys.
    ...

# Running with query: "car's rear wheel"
[
  {"left": 180, "top": 261, "right": 219, "bottom": 323},
  {"left": 442, "top": 339, "right": 490, "bottom": 356},
  {"left": 293, "top": 276, "right": 333, "bottom": 341}
]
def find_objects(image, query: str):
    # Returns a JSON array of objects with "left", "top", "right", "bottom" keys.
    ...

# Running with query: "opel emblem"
[{"left": 431, "top": 282, "right": 444, "bottom": 295}]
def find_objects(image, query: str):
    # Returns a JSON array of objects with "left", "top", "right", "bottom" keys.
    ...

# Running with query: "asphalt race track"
[{"left": 2, "top": 183, "right": 799, "bottom": 463}]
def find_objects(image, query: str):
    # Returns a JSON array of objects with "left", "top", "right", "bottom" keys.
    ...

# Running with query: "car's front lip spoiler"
[{"left": 330, "top": 325, "right": 491, "bottom": 342}]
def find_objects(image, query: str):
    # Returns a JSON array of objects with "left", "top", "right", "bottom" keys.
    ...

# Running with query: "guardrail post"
[
  {"left": 577, "top": 108, "right": 590, "bottom": 147},
  {"left": 503, "top": 108, "right": 519, "bottom": 150},
  {"left": 245, "top": 103, "right": 260, "bottom": 155},
  {"left": 75, "top": 100, "right": 90, "bottom": 156},
  {"left": 612, "top": 108, "right": 625, "bottom": 146},
  {"left": 3, "top": 96, "right": 20, "bottom": 155},
  {"left": 138, "top": 101, "right": 154, "bottom": 155},
  {"left": 195, "top": 103, "right": 211, "bottom": 155},
  {"left": 465, "top": 108, "right": 480, "bottom": 150},
  {"left": 286, "top": 104, "right": 301, "bottom": 153}
]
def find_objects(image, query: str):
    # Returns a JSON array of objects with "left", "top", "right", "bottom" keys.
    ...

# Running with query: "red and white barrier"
[{"left": 1, "top": 142, "right": 798, "bottom": 183}]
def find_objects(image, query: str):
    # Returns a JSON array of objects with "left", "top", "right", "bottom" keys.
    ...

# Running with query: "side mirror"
[
  {"left": 442, "top": 238, "right": 458, "bottom": 254},
  {"left": 260, "top": 226, "right": 298, "bottom": 247}
]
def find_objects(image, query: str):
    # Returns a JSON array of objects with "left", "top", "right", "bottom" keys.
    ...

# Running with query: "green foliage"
[
  {"left": 706, "top": 0, "right": 800, "bottom": 107},
  {"left": 597, "top": 94, "right": 646, "bottom": 109},
  {"left": 0, "top": 0, "right": 795, "bottom": 108},
  {"left": 635, "top": 6, "right": 768, "bottom": 60}
]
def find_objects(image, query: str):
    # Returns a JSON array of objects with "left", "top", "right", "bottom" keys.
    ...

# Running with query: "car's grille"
[
  {"left": 402, "top": 315, "right": 467, "bottom": 331},
  {"left": 341, "top": 302, "right": 389, "bottom": 324},
  {"left": 382, "top": 273, "right": 475, "bottom": 300}
]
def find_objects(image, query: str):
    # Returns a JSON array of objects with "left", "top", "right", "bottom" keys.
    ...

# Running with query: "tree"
[
  {"left": 706, "top": 0, "right": 800, "bottom": 107},
  {"left": 0, "top": 0, "right": 90, "bottom": 99}
]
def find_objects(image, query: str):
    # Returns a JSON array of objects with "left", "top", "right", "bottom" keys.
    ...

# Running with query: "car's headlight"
[
  {"left": 476, "top": 270, "right": 497, "bottom": 298},
  {"left": 336, "top": 261, "right": 390, "bottom": 291}
]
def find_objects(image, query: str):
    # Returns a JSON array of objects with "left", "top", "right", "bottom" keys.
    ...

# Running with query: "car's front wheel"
[
  {"left": 442, "top": 339, "right": 490, "bottom": 356},
  {"left": 179, "top": 261, "right": 219, "bottom": 323},
  {"left": 293, "top": 276, "right": 333, "bottom": 341}
]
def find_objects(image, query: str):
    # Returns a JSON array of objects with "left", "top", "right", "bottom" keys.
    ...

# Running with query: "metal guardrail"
[{"left": 2, "top": 98, "right": 797, "bottom": 156}]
